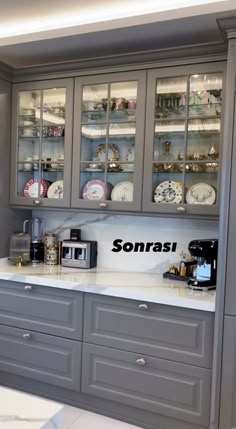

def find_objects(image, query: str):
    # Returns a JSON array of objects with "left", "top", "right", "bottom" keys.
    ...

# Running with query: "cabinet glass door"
[
  {"left": 72, "top": 72, "right": 145, "bottom": 210},
  {"left": 11, "top": 79, "right": 73, "bottom": 207},
  {"left": 143, "top": 65, "right": 224, "bottom": 215}
]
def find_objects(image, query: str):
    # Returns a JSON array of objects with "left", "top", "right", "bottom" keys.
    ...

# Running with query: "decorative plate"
[
  {"left": 154, "top": 181, "right": 182, "bottom": 204},
  {"left": 82, "top": 179, "right": 112, "bottom": 201},
  {"left": 111, "top": 181, "right": 133, "bottom": 202},
  {"left": 23, "top": 178, "right": 48, "bottom": 198},
  {"left": 186, "top": 183, "right": 216, "bottom": 205},
  {"left": 95, "top": 144, "right": 119, "bottom": 162},
  {"left": 47, "top": 180, "right": 64, "bottom": 199}
]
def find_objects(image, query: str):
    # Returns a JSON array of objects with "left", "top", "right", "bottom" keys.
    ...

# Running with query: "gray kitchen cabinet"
[
  {"left": 143, "top": 62, "right": 226, "bottom": 216},
  {"left": 219, "top": 316, "right": 236, "bottom": 429},
  {"left": 0, "top": 323, "right": 82, "bottom": 391},
  {"left": 0, "top": 280, "right": 83, "bottom": 340},
  {"left": 83, "top": 293, "right": 214, "bottom": 368},
  {"left": 10, "top": 78, "right": 74, "bottom": 208},
  {"left": 71, "top": 71, "right": 146, "bottom": 211},
  {"left": 223, "top": 94, "right": 236, "bottom": 316},
  {"left": 82, "top": 342, "right": 212, "bottom": 427}
]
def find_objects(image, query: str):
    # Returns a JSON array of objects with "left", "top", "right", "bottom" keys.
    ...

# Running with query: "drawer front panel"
[
  {"left": 84, "top": 294, "right": 214, "bottom": 367},
  {"left": 82, "top": 343, "right": 211, "bottom": 426},
  {"left": 0, "top": 324, "right": 81, "bottom": 390},
  {"left": 0, "top": 280, "right": 83, "bottom": 339}
]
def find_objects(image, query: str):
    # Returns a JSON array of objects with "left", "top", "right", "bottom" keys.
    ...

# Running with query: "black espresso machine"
[{"left": 188, "top": 239, "right": 218, "bottom": 290}]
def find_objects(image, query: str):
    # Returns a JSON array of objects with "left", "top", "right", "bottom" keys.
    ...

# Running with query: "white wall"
[{"left": 34, "top": 210, "right": 218, "bottom": 272}]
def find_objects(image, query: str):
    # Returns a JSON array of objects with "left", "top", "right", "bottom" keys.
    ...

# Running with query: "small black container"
[
  {"left": 30, "top": 241, "right": 44, "bottom": 263},
  {"left": 70, "top": 229, "right": 81, "bottom": 241}
]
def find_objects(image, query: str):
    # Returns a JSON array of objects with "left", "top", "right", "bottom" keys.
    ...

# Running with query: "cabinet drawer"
[
  {"left": 84, "top": 294, "right": 214, "bottom": 368},
  {"left": 82, "top": 343, "right": 211, "bottom": 426},
  {"left": 0, "top": 280, "right": 83, "bottom": 340},
  {"left": 0, "top": 324, "right": 81, "bottom": 391}
]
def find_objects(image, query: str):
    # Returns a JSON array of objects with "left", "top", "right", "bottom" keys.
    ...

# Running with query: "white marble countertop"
[{"left": 0, "top": 259, "right": 215, "bottom": 312}]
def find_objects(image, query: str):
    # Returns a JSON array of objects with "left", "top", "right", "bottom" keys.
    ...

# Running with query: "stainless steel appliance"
[
  {"left": 188, "top": 239, "right": 218, "bottom": 290},
  {"left": 61, "top": 240, "right": 97, "bottom": 269},
  {"left": 23, "top": 218, "right": 44, "bottom": 263}
]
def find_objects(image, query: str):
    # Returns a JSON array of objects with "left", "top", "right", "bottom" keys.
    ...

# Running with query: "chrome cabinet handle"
[
  {"left": 176, "top": 206, "right": 186, "bottom": 212},
  {"left": 24, "top": 285, "right": 32, "bottom": 291},
  {"left": 99, "top": 202, "right": 108, "bottom": 208},
  {"left": 33, "top": 199, "right": 40, "bottom": 205},
  {"left": 22, "top": 333, "right": 31, "bottom": 340},
  {"left": 136, "top": 358, "right": 146, "bottom": 366},
  {"left": 138, "top": 303, "right": 149, "bottom": 311}
]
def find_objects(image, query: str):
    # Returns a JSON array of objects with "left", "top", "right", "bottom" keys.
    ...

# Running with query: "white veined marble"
[{"left": 0, "top": 259, "right": 215, "bottom": 311}]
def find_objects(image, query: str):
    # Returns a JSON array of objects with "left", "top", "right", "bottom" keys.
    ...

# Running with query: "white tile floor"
[{"left": 0, "top": 386, "right": 141, "bottom": 429}]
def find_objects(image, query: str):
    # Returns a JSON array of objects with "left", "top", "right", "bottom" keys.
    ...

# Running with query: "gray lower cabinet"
[
  {"left": 219, "top": 316, "right": 236, "bottom": 429},
  {"left": 0, "top": 280, "right": 83, "bottom": 340},
  {"left": 82, "top": 343, "right": 212, "bottom": 427},
  {"left": 84, "top": 294, "right": 214, "bottom": 368},
  {"left": 0, "top": 323, "right": 82, "bottom": 391}
]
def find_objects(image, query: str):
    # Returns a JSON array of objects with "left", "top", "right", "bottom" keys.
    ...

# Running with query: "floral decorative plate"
[
  {"left": 23, "top": 178, "right": 48, "bottom": 198},
  {"left": 111, "top": 181, "right": 133, "bottom": 202},
  {"left": 154, "top": 180, "right": 182, "bottom": 204},
  {"left": 95, "top": 144, "right": 119, "bottom": 162},
  {"left": 82, "top": 179, "right": 112, "bottom": 201},
  {"left": 47, "top": 180, "right": 64, "bottom": 199},
  {"left": 186, "top": 183, "right": 216, "bottom": 205}
]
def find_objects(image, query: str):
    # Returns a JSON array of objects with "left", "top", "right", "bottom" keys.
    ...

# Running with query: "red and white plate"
[
  {"left": 82, "top": 179, "right": 112, "bottom": 201},
  {"left": 24, "top": 178, "right": 48, "bottom": 198}
]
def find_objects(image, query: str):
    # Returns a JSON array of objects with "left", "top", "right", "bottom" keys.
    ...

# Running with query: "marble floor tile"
[
  {"left": 41, "top": 405, "right": 85, "bottom": 429},
  {"left": 0, "top": 386, "right": 62, "bottom": 429},
  {"left": 69, "top": 410, "right": 141, "bottom": 429}
]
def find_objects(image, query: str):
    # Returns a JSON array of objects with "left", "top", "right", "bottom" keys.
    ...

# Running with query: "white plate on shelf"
[
  {"left": 154, "top": 180, "right": 182, "bottom": 204},
  {"left": 186, "top": 183, "right": 216, "bottom": 205},
  {"left": 47, "top": 180, "right": 64, "bottom": 199},
  {"left": 111, "top": 181, "right": 133, "bottom": 202}
]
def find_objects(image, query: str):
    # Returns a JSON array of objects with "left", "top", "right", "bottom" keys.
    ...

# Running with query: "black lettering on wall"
[{"left": 112, "top": 239, "right": 123, "bottom": 252}]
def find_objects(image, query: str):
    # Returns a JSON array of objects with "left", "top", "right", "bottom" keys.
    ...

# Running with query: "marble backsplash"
[{"left": 34, "top": 210, "right": 218, "bottom": 273}]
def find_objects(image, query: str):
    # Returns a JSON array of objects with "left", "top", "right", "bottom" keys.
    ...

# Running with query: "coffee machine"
[
  {"left": 23, "top": 218, "right": 44, "bottom": 263},
  {"left": 188, "top": 239, "right": 218, "bottom": 290}
]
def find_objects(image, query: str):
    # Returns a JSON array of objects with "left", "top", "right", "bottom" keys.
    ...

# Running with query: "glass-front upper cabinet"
[
  {"left": 10, "top": 79, "right": 73, "bottom": 207},
  {"left": 71, "top": 72, "right": 146, "bottom": 210},
  {"left": 143, "top": 64, "right": 225, "bottom": 215}
]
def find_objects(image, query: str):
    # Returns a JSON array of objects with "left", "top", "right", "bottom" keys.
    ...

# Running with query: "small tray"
[{"left": 163, "top": 272, "right": 189, "bottom": 282}]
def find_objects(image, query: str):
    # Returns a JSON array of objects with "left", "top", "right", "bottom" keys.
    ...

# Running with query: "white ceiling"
[{"left": 0, "top": 0, "right": 235, "bottom": 68}]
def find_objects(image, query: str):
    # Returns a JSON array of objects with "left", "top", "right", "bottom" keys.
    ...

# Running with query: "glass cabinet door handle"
[
  {"left": 24, "top": 285, "right": 32, "bottom": 291},
  {"left": 22, "top": 333, "right": 31, "bottom": 340},
  {"left": 33, "top": 199, "right": 41, "bottom": 205},
  {"left": 138, "top": 303, "right": 149, "bottom": 310},
  {"left": 136, "top": 358, "right": 146, "bottom": 366},
  {"left": 176, "top": 206, "right": 186, "bottom": 212},
  {"left": 99, "top": 202, "right": 108, "bottom": 208}
]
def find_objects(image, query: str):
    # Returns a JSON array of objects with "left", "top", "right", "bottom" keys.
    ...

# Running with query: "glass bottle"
[{"left": 158, "top": 141, "right": 175, "bottom": 170}]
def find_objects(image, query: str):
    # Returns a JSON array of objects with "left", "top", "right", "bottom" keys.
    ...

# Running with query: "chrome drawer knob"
[
  {"left": 136, "top": 358, "right": 146, "bottom": 366},
  {"left": 99, "top": 202, "right": 108, "bottom": 208},
  {"left": 22, "top": 333, "right": 31, "bottom": 340},
  {"left": 176, "top": 206, "right": 186, "bottom": 212},
  {"left": 33, "top": 199, "right": 40, "bottom": 205},
  {"left": 138, "top": 303, "right": 148, "bottom": 311},
  {"left": 24, "top": 285, "right": 32, "bottom": 291}
]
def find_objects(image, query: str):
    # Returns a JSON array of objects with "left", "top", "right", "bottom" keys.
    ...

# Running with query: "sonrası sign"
[{"left": 112, "top": 239, "right": 177, "bottom": 253}]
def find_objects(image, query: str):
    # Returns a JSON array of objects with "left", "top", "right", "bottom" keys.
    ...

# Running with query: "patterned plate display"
[
  {"left": 111, "top": 181, "right": 133, "bottom": 202},
  {"left": 47, "top": 180, "right": 64, "bottom": 199},
  {"left": 23, "top": 178, "right": 48, "bottom": 198},
  {"left": 95, "top": 144, "right": 119, "bottom": 162},
  {"left": 82, "top": 180, "right": 113, "bottom": 201},
  {"left": 186, "top": 183, "right": 216, "bottom": 205},
  {"left": 154, "top": 180, "right": 182, "bottom": 204}
]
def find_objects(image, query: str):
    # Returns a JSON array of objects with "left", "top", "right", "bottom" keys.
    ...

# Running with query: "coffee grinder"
[{"left": 188, "top": 239, "right": 218, "bottom": 290}]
